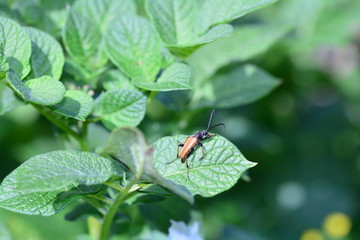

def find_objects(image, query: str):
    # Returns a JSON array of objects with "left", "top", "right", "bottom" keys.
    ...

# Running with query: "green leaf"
[
  {"left": 0, "top": 184, "right": 103, "bottom": 216},
  {"left": 166, "top": 24, "right": 234, "bottom": 58},
  {"left": 0, "top": 42, "right": 9, "bottom": 80},
  {"left": 191, "top": 65, "right": 280, "bottom": 109},
  {"left": 49, "top": 90, "right": 94, "bottom": 121},
  {"left": 102, "top": 128, "right": 148, "bottom": 175},
  {"left": 7, "top": 150, "right": 122, "bottom": 192},
  {"left": 0, "top": 16, "right": 31, "bottom": 79},
  {"left": 101, "top": 69, "right": 137, "bottom": 91},
  {"left": 195, "top": 0, "right": 279, "bottom": 35},
  {"left": 132, "top": 62, "right": 192, "bottom": 92},
  {"left": 23, "top": 27, "right": 65, "bottom": 80},
  {"left": 73, "top": 0, "right": 136, "bottom": 33},
  {"left": 153, "top": 135, "right": 256, "bottom": 197},
  {"left": 63, "top": 57, "right": 107, "bottom": 86},
  {"left": 102, "top": 128, "right": 194, "bottom": 203},
  {"left": 37, "top": 0, "right": 71, "bottom": 36},
  {"left": 62, "top": 7, "right": 107, "bottom": 68},
  {"left": 145, "top": 0, "right": 198, "bottom": 45},
  {"left": 0, "top": 82, "right": 25, "bottom": 115},
  {"left": 146, "top": 0, "right": 277, "bottom": 58},
  {"left": 104, "top": 14, "right": 162, "bottom": 81},
  {"left": 0, "top": 150, "right": 120, "bottom": 215},
  {"left": 94, "top": 89, "right": 146, "bottom": 130},
  {"left": 188, "top": 24, "right": 289, "bottom": 83},
  {"left": 6, "top": 70, "right": 66, "bottom": 106}
]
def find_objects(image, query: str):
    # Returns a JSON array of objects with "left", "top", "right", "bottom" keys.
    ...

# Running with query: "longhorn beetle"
[{"left": 167, "top": 109, "right": 225, "bottom": 179}]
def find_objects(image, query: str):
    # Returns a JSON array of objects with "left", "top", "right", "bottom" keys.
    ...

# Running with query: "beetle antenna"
[
  {"left": 208, "top": 123, "right": 225, "bottom": 131},
  {"left": 207, "top": 109, "right": 216, "bottom": 131}
]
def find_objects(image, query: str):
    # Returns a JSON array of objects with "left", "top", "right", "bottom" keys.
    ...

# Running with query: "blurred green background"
[{"left": 1, "top": 0, "right": 360, "bottom": 239}]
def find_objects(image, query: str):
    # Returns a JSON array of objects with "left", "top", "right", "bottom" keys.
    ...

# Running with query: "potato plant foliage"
[{"left": 0, "top": 0, "right": 282, "bottom": 239}]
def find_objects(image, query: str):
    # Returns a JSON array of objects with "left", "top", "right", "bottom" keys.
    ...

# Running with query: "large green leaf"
[
  {"left": 73, "top": 0, "right": 136, "bottom": 33},
  {"left": 94, "top": 89, "right": 146, "bottom": 130},
  {"left": 132, "top": 62, "right": 192, "bottom": 91},
  {"left": 153, "top": 135, "right": 256, "bottom": 197},
  {"left": 37, "top": 0, "right": 72, "bottom": 36},
  {"left": 0, "top": 16, "right": 31, "bottom": 79},
  {"left": 102, "top": 128, "right": 194, "bottom": 203},
  {"left": 62, "top": 8, "right": 106, "bottom": 68},
  {"left": 6, "top": 70, "right": 65, "bottom": 106},
  {"left": 145, "top": 0, "right": 198, "bottom": 45},
  {"left": 0, "top": 184, "right": 102, "bottom": 216},
  {"left": 0, "top": 82, "right": 24, "bottom": 115},
  {"left": 191, "top": 64, "right": 280, "bottom": 109},
  {"left": 166, "top": 24, "right": 234, "bottom": 58},
  {"left": 188, "top": 24, "right": 289, "bottom": 83},
  {"left": 0, "top": 150, "right": 122, "bottom": 215},
  {"left": 23, "top": 27, "right": 64, "bottom": 80},
  {"left": 145, "top": 0, "right": 235, "bottom": 58},
  {"left": 49, "top": 90, "right": 94, "bottom": 121},
  {"left": 195, "top": 0, "right": 279, "bottom": 35},
  {"left": 104, "top": 14, "right": 162, "bottom": 81},
  {"left": 146, "top": 0, "right": 278, "bottom": 58},
  {"left": 8, "top": 150, "right": 122, "bottom": 192}
]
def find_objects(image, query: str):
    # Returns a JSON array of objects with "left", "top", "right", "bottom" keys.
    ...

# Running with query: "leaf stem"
[
  {"left": 86, "top": 116, "right": 102, "bottom": 123},
  {"left": 99, "top": 178, "right": 137, "bottom": 240},
  {"left": 104, "top": 182, "right": 124, "bottom": 192},
  {"left": 86, "top": 194, "right": 114, "bottom": 205}
]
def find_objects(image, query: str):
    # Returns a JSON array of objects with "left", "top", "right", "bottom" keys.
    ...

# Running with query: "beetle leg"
[
  {"left": 166, "top": 142, "right": 184, "bottom": 164},
  {"left": 185, "top": 157, "right": 190, "bottom": 180},
  {"left": 177, "top": 143, "right": 184, "bottom": 158},
  {"left": 199, "top": 142, "right": 206, "bottom": 160}
]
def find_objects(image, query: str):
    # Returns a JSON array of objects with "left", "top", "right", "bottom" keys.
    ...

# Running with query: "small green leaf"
[
  {"left": 191, "top": 65, "right": 280, "bottom": 109},
  {"left": 94, "top": 89, "right": 146, "bottom": 130},
  {"left": 49, "top": 90, "right": 94, "bottom": 121},
  {"left": 133, "top": 62, "right": 192, "bottom": 91},
  {"left": 23, "top": 27, "right": 65, "bottom": 80},
  {"left": 101, "top": 69, "right": 137, "bottom": 91},
  {"left": 195, "top": 0, "right": 279, "bottom": 35},
  {"left": 153, "top": 135, "right": 256, "bottom": 197},
  {"left": 102, "top": 128, "right": 148, "bottom": 175},
  {"left": 188, "top": 24, "right": 289, "bottom": 83},
  {"left": 6, "top": 70, "right": 66, "bottom": 106},
  {"left": 62, "top": 7, "right": 107, "bottom": 68},
  {"left": 102, "top": 128, "right": 194, "bottom": 203},
  {"left": 63, "top": 57, "right": 107, "bottom": 86},
  {"left": 0, "top": 82, "right": 25, "bottom": 115},
  {"left": 104, "top": 14, "right": 162, "bottom": 80},
  {"left": 0, "top": 16, "right": 31, "bottom": 79}
]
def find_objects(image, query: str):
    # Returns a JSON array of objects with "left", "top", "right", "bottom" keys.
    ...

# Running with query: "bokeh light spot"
[
  {"left": 323, "top": 212, "right": 351, "bottom": 237},
  {"left": 276, "top": 182, "right": 306, "bottom": 210},
  {"left": 300, "top": 229, "right": 324, "bottom": 240}
]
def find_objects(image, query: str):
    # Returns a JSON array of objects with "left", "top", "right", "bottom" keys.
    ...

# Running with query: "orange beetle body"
[
  {"left": 179, "top": 136, "right": 199, "bottom": 160},
  {"left": 167, "top": 110, "right": 224, "bottom": 179}
]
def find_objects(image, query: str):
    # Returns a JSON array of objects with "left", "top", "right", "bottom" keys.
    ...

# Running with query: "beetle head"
[{"left": 200, "top": 130, "right": 211, "bottom": 140}]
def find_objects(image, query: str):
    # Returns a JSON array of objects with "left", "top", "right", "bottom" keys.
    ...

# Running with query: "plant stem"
[{"left": 99, "top": 178, "right": 137, "bottom": 240}]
